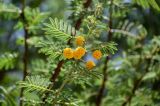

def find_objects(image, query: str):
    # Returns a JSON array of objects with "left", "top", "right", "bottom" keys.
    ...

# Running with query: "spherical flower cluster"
[
  {"left": 63, "top": 47, "right": 86, "bottom": 60},
  {"left": 63, "top": 35, "right": 103, "bottom": 70},
  {"left": 75, "top": 36, "right": 85, "bottom": 46},
  {"left": 63, "top": 48, "right": 73, "bottom": 59},
  {"left": 86, "top": 60, "right": 95, "bottom": 70},
  {"left": 92, "top": 50, "right": 102, "bottom": 60},
  {"left": 73, "top": 47, "right": 86, "bottom": 59}
]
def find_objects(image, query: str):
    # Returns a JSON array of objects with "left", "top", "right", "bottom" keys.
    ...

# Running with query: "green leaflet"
[{"left": 43, "top": 18, "right": 75, "bottom": 41}]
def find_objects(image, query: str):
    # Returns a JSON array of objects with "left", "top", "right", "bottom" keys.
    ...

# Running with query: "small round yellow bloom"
[
  {"left": 75, "top": 36, "right": 85, "bottom": 46},
  {"left": 86, "top": 60, "right": 96, "bottom": 70},
  {"left": 76, "top": 47, "right": 86, "bottom": 56},
  {"left": 63, "top": 48, "right": 73, "bottom": 59},
  {"left": 92, "top": 50, "right": 102, "bottom": 60},
  {"left": 73, "top": 47, "right": 86, "bottom": 59},
  {"left": 73, "top": 50, "right": 81, "bottom": 59}
]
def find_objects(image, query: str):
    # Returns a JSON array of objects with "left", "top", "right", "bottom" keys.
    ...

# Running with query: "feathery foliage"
[
  {"left": 0, "top": 86, "right": 17, "bottom": 106},
  {"left": 133, "top": 0, "right": 160, "bottom": 11},
  {"left": 0, "top": 52, "right": 18, "bottom": 70},
  {"left": 0, "top": 2, "right": 20, "bottom": 19},
  {"left": 43, "top": 18, "right": 75, "bottom": 41},
  {"left": 17, "top": 76, "right": 52, "bottom": 94}
]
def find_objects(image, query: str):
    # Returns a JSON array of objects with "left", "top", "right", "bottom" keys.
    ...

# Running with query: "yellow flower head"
[
  {"left": 92, "top": 50, "right": 102, "bottom": 60},
  {"left": 73, "top": 47, "right": 86, "bottom": 59},
  {"left": 75, "top": 36, "right": 85, "bottom": 46},
  {"left": 63, "top": 48, "right": 73, "bottom": 59},
  {"left": 86, "top": 60, "right": 96, "bottom": 70}
]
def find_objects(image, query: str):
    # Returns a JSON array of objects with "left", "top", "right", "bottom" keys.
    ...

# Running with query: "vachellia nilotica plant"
[
  {"left": 15, "top": 1, "right": 117, "bottom": 105},
  {"left": 22, "top": 16, "right": 117, "bottom": 105},
  {"left": 38, "top": 17, "right": 117, "bottom": 70},
  {"left": 1, "top": 0, "right": 160, "bottom": 105}
]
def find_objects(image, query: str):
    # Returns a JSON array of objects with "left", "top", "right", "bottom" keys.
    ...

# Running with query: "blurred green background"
[{"left": 0, "top": 0, "right": 160, "bottom": 106}]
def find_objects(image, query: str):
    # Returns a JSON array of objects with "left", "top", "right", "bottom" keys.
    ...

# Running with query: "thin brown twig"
[
  {"left": 75, "top": 0, "right": 92, "bottom": 30},
  {"left": 19, "top": 0, "right": 29, "bottom": 106},
  {"left": 42, "top": 0, "right": 92, "bottom": 104},
  {"left": 96, "top": 0, "right": 113, "bottom": 106}
]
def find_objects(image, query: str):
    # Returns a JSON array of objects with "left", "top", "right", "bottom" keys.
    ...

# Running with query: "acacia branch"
[
  {"left": 50, "top": 0, "right": 92, "bottom": 84},
  {"left": 50, "top": 60, "right": 64, "bottom": 83},
  {"left": 111, "top": 29, "right": 142, "bottom": 40},
  {"left": 19, "top": 0, "right": 29, "bottom": 106},
  {"left": 42, "top": 0, "right": 92, "bottom": 103},
  {"left": 96, "top": 0, "right": 113, "bottom": 106},
  {"left": 75, "top": 0, "right": 92, "bottom": 29}
]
